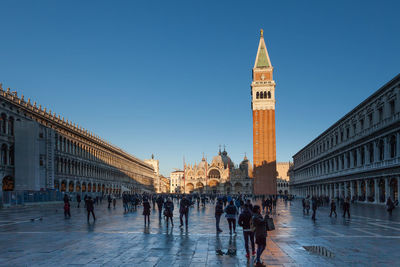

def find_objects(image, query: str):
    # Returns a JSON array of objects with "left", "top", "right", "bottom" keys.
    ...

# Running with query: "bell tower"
[{"left": 251, "top": 29, "right": 277, "bottom": 195}]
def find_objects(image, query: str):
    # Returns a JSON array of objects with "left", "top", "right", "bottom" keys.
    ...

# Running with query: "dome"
[{"left": 212, "top": 149, "right": 233, "bottom": 168}]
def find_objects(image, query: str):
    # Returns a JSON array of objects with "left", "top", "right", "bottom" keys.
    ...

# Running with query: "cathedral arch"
[
  {"left": 208, "top": 169, "right": 221, "bottom": 179},
  {"left": 186, "top": 183, "right": 194, "bottom": 193},
  {"left": 234, "top": 182, "right": 243, "bottom": 193}
]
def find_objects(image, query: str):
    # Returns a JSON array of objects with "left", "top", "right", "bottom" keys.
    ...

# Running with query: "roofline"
[{"left": 293, "top": 73, "right": 400, "bottom": 158}]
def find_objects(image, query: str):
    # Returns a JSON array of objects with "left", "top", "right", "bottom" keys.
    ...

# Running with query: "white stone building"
[
  {"left": 277, "top": 162, "right": 291, "bottom": 195},
  {"left": 170, "top": 170, "right": 183, "bottom": 193},
  {"left": 290, "top": 74, "right": 400, "bottom": 204},
  {"left": 0, "top": 85, "right": 156, "bottom": 205}
]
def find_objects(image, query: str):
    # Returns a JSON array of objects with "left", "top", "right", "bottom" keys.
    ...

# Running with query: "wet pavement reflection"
[{"left": 0, "top": 198, "right": 399, "bottom": 266}]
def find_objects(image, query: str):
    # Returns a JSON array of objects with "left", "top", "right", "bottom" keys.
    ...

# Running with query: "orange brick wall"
[{"left": 253, "top": 109, "right": 277, "bottom": 195}]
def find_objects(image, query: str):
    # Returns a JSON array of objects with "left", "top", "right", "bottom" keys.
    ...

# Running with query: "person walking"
[
  {"left": 86, "top": 196, "right": 96, "bottom": 222},
  {"left": 179, "top": 196, "right": 190, "bottom": 228},
  {"left": 311, "top": 196, "right": 317, "bottom": 221},
  {"left": 156, "top": 195, "right": 164, "bottom": 219},
  {"left": 304, "top": 196, "right": 311, "bottom": 215},
  {"left": 164, "top": 197, "right": 174, "bottom": 227},
  {"left": 143, "top": 197, "right": 151, "bottom": 226},
  {"left": 108, "top": 194, "right": 112, "bottom": 209},
  {"left": 224, "top": 200, "right": 238, "bottom": 235},
  {"left": 343, "top": 196, "right": 350, "bottom": 218},
  {"left": 329, "top": 199, "right": 337, "bottom": 217},
  {"left": 215, "top": 198, "right": 224, "bottom": 233},
  {"left": 386, "top": 197, "right": 395, "bottom": 216},
  {"left": 238, "top": 204, "right": 255, "bottom": 259},
  {"left": 64, "top": 194, "right": 71, "bottom": 219},
  {"left": 252, "top": 205, "right": 267, "bottom": 267},
  {"left": 112, "top": 196, "right": 116, "bottom": 209},
  {"left": 76, "top": 194, "right": 81, "bottom": 208}
]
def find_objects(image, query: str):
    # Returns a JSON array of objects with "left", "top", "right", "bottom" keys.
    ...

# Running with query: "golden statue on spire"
[{"left": 260, "top": 29, "right": 263, "bottom": 37}]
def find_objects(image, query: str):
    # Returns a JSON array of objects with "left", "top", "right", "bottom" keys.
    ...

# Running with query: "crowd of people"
[{"left": 61, "top": 191, "right": 396, "bottom": 267}]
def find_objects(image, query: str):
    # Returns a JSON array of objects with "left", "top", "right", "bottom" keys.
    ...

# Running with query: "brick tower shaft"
[{"left": 251, "top": 29, "right": 277, "bottom": 195}]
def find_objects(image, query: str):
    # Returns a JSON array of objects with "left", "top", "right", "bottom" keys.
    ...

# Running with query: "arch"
[
  {"left": 390, "top": 135, "right": 396, "bottom": 158},
  {"left": 68, "top": 181, "right": 74, "bottom": 192},
  {"left": 61, "top": 180, "right": 67, "bottom": 192},
  {"left": 75, "top": 181, "right": 81, "bottom": 192},
  {"left": 268, "top": 91, "right": 271, "bottom": 99},
  {"left": 97, "top": 184, "right": 101, "bottom": 192},
  {"left": 379, "top": 179, "right": 385, "bottom": 203},
  {"left": 256, "top": 92, "right": 259, "bottom": 99},
  {"left": 9, "top": 145, "right": 14, "bottom": 166},
  {"left": 369, "top": 143, "right": 374, "bottom": 163},
  {"left": 224, "top": 182, "right": 232, "bottom": 193},
  {"left": 389, "top": 178, "right": 398, "bottom": 201},
  {"left": 208, "top": 180, "right": 219, "bottom": 187},
  {"left": 54, "top": 180, "right": 60, "bottom": 191},
  {"left": 88, "top": 183, "right": 92, "bottom": 192},
  {"left": 378, "top": 139, "right": 384, "bottom": 161},
  {"left": 208, "top": 169, "right": 221, "bottom": 179},
  {"left": 102, "top": 184, "right": 105, "bottom": 192},
  {"left": 2, "top": 176, "right": 14, "bottom": 191},
  {"left": 263, "top": 91, "right": 266, "bottom": 99},
  {"left": 196, "top": 182, "right": 204, "bottom": 189},
  {"left": 1, "top": 144, "right": 8, "bottom": 165},
  {"left": 186, "top": 183, "right": 194, "bottom": 193},
  {"left": 82, "top": 182, "right": 87, "bottom": 192},
  {"left": 260, "top": 92, "right": 264, "bottom": 99},
  {"left": 8, "top": 117, "right": 14, "bottom": 136},
  {"left": 0, "top": 113, "right": 6, "bottom": 134}
]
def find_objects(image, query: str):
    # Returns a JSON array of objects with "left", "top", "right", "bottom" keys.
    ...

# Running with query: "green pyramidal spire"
[{"left": 256, "top": 43, "right": 269, "bottom": 68}]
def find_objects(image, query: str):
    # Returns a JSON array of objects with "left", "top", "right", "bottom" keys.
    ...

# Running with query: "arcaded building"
[
  {"left": 0, "top": 85, "right": 156, "bottom": 205},
  {"left": 183, "top": 149, "right": 253, "bottom": 194},
  {"left": 251, "top": 29, "right": 277, "bottom": 195},
  {"left": 290, "top": 74, "right": 400, "bottom": 204}
]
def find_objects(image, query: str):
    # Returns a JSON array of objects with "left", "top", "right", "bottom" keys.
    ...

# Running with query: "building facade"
[
  {"left": 159, "top": 175, "right": 170, "bottom": 193},
  {"left": 144, "top": 155, "right": 160, "bottom": 193},
  {"left": 183, "top": 149, "right": 253, "bottom": 195},
  {"left": 170, "top": 170, "right": 183, "bottom": 193},
  {"left": 277, "top": 162, "right": 291, "bottom": 195},
  {"left": 0, "top": 85, "right": 156, "bottom": 205},
  {"left": 251, "top": 29, "right": 277, "bottom": 195},
  {"left": 290, "top": 74, "right": 400, "bottom": 204}
]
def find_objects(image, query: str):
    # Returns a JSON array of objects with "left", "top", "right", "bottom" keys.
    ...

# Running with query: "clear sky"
[{"left": 0, "top": 0, "right": 399, "bottom": 176}]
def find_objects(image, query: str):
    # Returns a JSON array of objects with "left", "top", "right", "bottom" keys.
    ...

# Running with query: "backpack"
[{"left": 226, "top": 205, "right": 236, "bottom": 215}]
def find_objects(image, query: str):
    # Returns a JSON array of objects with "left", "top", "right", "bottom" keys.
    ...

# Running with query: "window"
[
  {"left": 335, "top": 134, "right": 338, "bottom": 144},
  {"left": 390, "top": 135, "right": 396, "bottom": 158},
  {"left": 256, "top": 92, "right": 259, "bottom": 99},
  {"left": 369, "top": 143, "right": 374, "bottom": 163},
  {"left": 39, "top": 132, "right": 44, "bottom": 138},
  {"left": 378, "top": 107, "right": 383, "bottom": 122},
  {"left": 378, "top": 140, "right": 384, "bottom": 161},
  {"left": 263, "top": 91, "right": 267, "bottom": 98},
  {"left": 353, "top": 123, "right": 357, "bottom": 135},
  {"left": 268, "top": 91, "right": 271, "bottom": 98},
  {"left": 340, "top": 131, "right": 343, "bottom": 142},
  {"left": 368, "top": 113, "right": 373, "bottom": 126},
  {"left": 390, "top": 100, "right": 395, "bottom": 116},
  {"left": 360, "top": 119, "right": 364, "bottom": 130},
  {"left": 361, "top": 147, "right": 365, "bottom": 165},
  {"left": 346, "top": 128, "right": 350, "bottom": 139},
  {"left": 260, "top": 92, "right": 263, "bottom": 99}
]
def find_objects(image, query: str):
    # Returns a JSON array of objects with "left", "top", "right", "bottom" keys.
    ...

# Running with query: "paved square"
[{"left": 0, "top": 199, "right": 399, "bottom": 266}]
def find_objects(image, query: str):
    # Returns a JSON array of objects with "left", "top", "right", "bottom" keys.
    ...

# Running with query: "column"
[
  {"left": 357, "top": 148, "right": 361, "bottom": 166},
  {"left": 350, "top": 181, "right": 354, "bottom": 200},
  {"left": 374, "top": 178, "right": 379, "bottom": 204},
  {"left": 365, "top": 144, "right": 370, "bottom": 164},
  {"left": 385, "top": 177, "right": 390, "bottom": 202},
  {"left": 374, "top": 141, "right": 379, "bottom": 162},
  {"left": 357, "top": 180, "right": 361, "bottom": 201},
  {"left": 365, "top": 179, "right": 370, "bottom": 202},
  {"left": 344, "top": 182, "right": 349, "bottom": 199},
  {"left": 397, "top": 176, "right": 400, "bottom": 202},
  {"left": 384, "top": 137, "right": 390, "bottom": 160}
]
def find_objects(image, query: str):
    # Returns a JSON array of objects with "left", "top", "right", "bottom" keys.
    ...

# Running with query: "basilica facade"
[{"left": 183, "top": 149, "right": 253, "bottom": 194}]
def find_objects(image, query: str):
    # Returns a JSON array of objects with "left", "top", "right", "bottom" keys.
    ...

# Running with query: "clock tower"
[{"left": 251, "top": 29, "right": 277, "bottom": 195}]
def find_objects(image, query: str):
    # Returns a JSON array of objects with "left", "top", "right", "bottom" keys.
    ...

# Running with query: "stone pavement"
[{"left": 0, "top": 199, "right": 399, "bottom": 266}]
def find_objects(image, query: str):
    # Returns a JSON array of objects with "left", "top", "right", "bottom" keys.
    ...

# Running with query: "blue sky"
[{"left": 0, "top": 0, "right": 399, "bottom": 176}]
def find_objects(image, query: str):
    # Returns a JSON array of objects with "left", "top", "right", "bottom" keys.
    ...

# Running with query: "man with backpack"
[
  {"left": 179, "top": 195, "right": 191, "bottom": 228},
  {"left": 224, "top": 200, "right": 238, "bottom": 235},
  {"left": 215, "top": 199, "right": 224, "bottom": 233},
  {"left": 238, "top": 204, "right": 255, "bottom": 259},
  {"left": 252, "top": 205, "right": 268, "bottom": 267}
]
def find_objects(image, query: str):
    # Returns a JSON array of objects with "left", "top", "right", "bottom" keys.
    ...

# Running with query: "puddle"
[{"left": 303, "top": 246, "right": 334, "bottom": 258}]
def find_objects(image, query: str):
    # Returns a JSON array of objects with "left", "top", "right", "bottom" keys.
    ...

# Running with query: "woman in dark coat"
[
  {"left": 253, "top": 205, "right": 267, "bottom": 267},
  {"left": 143, "top": 198, "right": 151, "bottom": 226},
  {"left": 164, "top": 198, "right": 174, "bottom": 227}
]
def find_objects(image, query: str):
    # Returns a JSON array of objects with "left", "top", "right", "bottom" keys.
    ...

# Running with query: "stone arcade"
[{"left": 0, "top": 85, "right": 156, "bottom": 205}]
